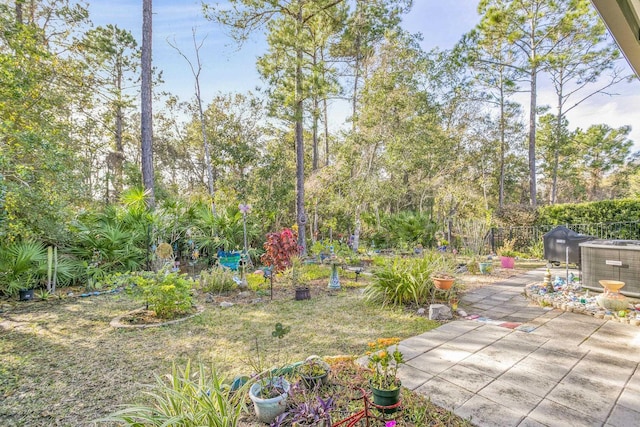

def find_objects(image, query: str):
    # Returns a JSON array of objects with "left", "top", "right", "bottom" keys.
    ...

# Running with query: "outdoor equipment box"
[
  {"left": 580, "top": 239, "right": 640, "bottom": 297},
  {"left": 543, "top": 226, "right": 594, "bottom": 265}
]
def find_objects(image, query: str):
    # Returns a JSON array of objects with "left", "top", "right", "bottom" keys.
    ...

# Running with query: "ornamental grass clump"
[{"left": 367, "top": 338, "right": 405, "bottom": 391}]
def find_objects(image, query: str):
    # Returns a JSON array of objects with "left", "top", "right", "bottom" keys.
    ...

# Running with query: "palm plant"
[{"left": 0, "top": 240, "right": 47, "bottom": 296}]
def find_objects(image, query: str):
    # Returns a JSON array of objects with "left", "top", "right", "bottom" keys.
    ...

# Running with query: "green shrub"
[
  {"left": 536, "top": 198, "right": 640, "bottom": 226},
  {"left": 364, "top": 251, "right": 455, "bottom": 306},
  {"left": 132, "top": 269, "right": 195, "bottom": 319},
  {"left": 97, "top": 361, "right": 246, "bottom": 426},
  {"left": 526, "top": 240, "right": 544, "bottom": 259},
  {"left": 0, "top": 240, "right": 47, "bottom": 295},
  {"left": 299, "top": 263, "right": 330, "bottom": 282},
  {"left": 199, "top": 267, "right": 237, "bottom": 293}
]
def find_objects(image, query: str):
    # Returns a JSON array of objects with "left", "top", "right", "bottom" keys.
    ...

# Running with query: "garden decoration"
[
  {"left": 367, "top": 338, "right": 404, "bottom": 413},
  {"left": 327, "top": 247, "right": 341, "bottom": 290},
  {"left": 332, "top": 387, "right": 401, "bottom": 426},
  {"left": 239, "top": 203, "right": 253, "bottom": 269}
]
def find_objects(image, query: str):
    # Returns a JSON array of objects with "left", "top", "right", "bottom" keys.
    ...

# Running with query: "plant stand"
[
  {"left": 332, "top": 387, "right": 401, "bottom": 427},
  {"left": 328, "top": 263, "right": 341, "bottom": 290}
]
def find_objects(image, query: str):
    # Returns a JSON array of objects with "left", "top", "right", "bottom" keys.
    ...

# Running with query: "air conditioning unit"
[{"left": 580, "top": 240, "right": 640, "bottom": 297}]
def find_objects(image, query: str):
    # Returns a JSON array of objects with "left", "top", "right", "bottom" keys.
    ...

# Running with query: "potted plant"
[
  {"left": 247, "top": 322, "right": 292, "bottom": 423},
  {"left": 274, "top": 396, "right": 334, "bottom": 427},
  {"left": 367, "top": 338, "right": 404, "bottom": 413},
  {"left": 297, "top": 356, "right": 330, "bottom": 389},
  {"left": 431, "top": 272, "right": 455, "bottom": 290},
  {"left": 498, "top": 239, "right": 517, "bottom": 269},
  {"left": 478, "top": 260, "right": 493, "bottom": 274},
  {"left": 249, "top": 375, "right": 291, "bottom": 423}
]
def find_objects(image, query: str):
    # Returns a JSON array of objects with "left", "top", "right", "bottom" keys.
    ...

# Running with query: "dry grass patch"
[{"left": 0, "top": 281, "right": 437, "bottom": 426}]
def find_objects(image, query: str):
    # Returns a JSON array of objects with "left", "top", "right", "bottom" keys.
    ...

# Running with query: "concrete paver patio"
[{"left": 398, "top": 269, "right": 640, "bottom": 427}]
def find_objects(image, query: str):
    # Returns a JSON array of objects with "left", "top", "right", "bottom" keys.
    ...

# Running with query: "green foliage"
[
  {"left": 97, "top": 361, "right": 246, "bottom": 426},
  {"left": 131, "top": 269, "right": 195, "bottom": 319},
  {"left": 299, "top": 263, "right": 331, "bottom": 282},
  {"left": 0, "top": 240, "right": 47, "bottom": 295},
  {"left": 364, "top": 252, "right": 455, "bottom": 307},
  {"left": 199, "top": 267, "right": 237, "bottom": 294},
  {"left": 363, "top": 211, "right": 437, "bottom": 249},
  {"left": 526, "top": 240, "right": 544, "bottom": 259},
  {"left": 536, "top": 198, "right": 640, "bottom": 229}
]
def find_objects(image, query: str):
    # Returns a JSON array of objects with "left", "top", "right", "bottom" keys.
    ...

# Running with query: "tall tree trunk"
[
  {"left": 353, "top": 206, "right": 361, "bottom": 252},
  {"left": 323, "top": 96, "right": 330, "bottom": 166},
  {"left": 320, "top": 48, "right": 330, "bottom": 166},
  {"left": 295, "top": 5, "right": 307, "bottom": 255},
  {"left": 113, "top": 60, "right": 124, "bottom": 199},
  {"left": 528, "top": 65, "right": 537, "bottom": 208},
  {"left": 141, "top": 0, "right": 155, "bottom": 209},
  {"left": 498, "top": 77, "right": 505, "bottom": 208},
  {"left": 311, "top": 50, "right": 319, "bottom": 170},
  {"left": 551, "top": 89, "right": 563, "bottom": 205},
  {"left": 15, "top": 0, "right": 22, "bottom": 24}
]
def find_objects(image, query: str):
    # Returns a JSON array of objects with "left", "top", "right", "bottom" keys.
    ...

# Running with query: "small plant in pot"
[
  {"left": 297, "top": 356, "right": 330, "bottom": 389},
  {"left": 367, "top": 338, "right": 405, "bottom": 413},
  {"left": 431, "top": 271, "right": 455, "bottom": 290},
  {"left": 272, "top": 393, "right": 335, "bottom": 427},
  {"left": 247, "top": 322, "right": 293, "bottom": 424},
  {"left": 498, "top": 239, "right": 517, "bottom": 269}
]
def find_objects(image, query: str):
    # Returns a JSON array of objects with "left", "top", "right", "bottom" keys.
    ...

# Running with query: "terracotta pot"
[{"left": 432, "top": 277, "right": 454, "bottom": 290}]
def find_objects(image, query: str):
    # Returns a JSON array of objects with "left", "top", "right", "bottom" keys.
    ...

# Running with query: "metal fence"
[{"left": 488, "top": 221, "right": 640, "bottom": 253}]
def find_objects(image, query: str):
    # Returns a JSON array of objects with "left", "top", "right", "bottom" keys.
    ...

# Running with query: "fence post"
[{"left": 490, "top": 228, "right": 496, "bottom": 254}]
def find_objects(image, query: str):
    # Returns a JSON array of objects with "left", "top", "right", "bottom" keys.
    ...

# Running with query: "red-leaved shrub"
[{"left": 261, "top": 228, "right": 300, "bottom": 273}]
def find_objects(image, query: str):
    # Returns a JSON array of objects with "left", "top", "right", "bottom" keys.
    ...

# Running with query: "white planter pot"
[{"left": 249, "top": 377, "right": 290, "bottom": 424}]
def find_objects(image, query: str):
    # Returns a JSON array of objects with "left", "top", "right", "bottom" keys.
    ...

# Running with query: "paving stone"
[
  {"left": 617, "top": 386, "right": 640, "bottom": 413},
  {"left": 458, "top": 352, "right": 514, "bottom": 378},
  {"left": 396, "top": 343, "right": 426, "bottom": 362},
  {"left": 497, "top": 364, "right": 559, "bottom": 398},
  {"left": 396, "top": 363, "right": 433, "bottom": 390},
  {"left": 430, "top": 344, "right": 473, "bottom": 363},
  {"left": 528, "top": 399, "right": 601, "bottom": 427},
  {"left": 400, "top": 330, "right": 452, "bottom": 351},
  {"left": 405, "top": 350, "right": 458, "bottom": 376},
  {"left": 437, "top": 364, "right": 495, "bottom": 393},
  {"left": 546, "top": 373, "right": 620, "bottom": 422},
  {"left": 511, "top": 354, "right": 573, "bottom": 381},
  {"left": 445, "top": 327, "right": 510, "bottom": 353},
  {"left": 606, "top": 404, "right": 640, "bottom": 427},
  {"left": 580, "top": 335, "right": 640, "bottom": 363},
  {"left": 498, "top": 330, "right": 549, "bottom": 347},
  {"left": 415, "top": 377, "right": 474, "bottom": 410},
  {"left": 517, "top": 417, "right": 549, "bottom": 427},
  {"left": 456, "top": 394, "right": 524, "bottom": 427},
  {"left": 570, "top": 352, "right": 636, "bottom": 388},
  {"left": 538, "top": 340, "right": 590, "bottom": 358},
  {"left": 435, "top": 320, "right": 481, "bottom": 334},
  {"left": 478, "top": 379, "right": 543, "bottom": 416},
  {"left": 471, "top": 302, "right": 502, "bottom": 310},
  {"left": 527, "top": 347, "right": 582, "bottom": 369}
]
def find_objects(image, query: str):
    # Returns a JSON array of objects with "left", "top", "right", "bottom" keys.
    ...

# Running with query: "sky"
[{"left": 88, "top": 0, "right": 640, "bottom": 148}]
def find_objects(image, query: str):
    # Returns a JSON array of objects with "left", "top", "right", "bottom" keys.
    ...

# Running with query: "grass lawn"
[{"left": 0, "top": 262, "right": 541, "bottom": 426}]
